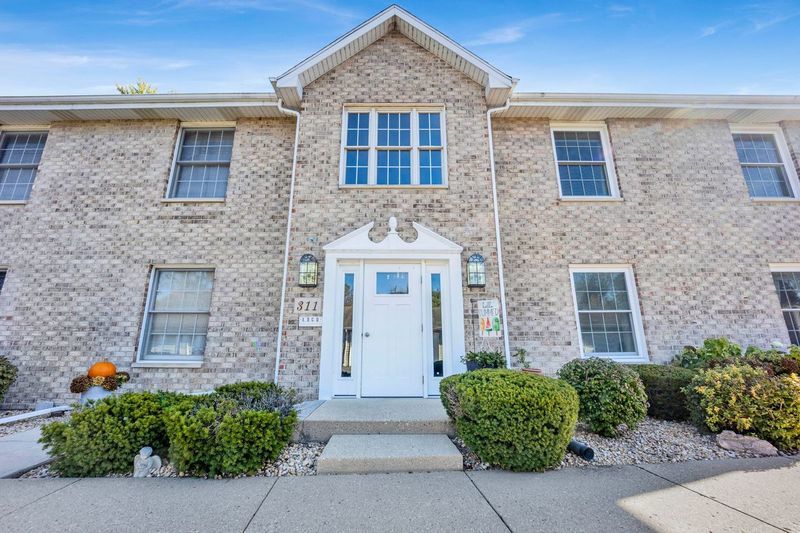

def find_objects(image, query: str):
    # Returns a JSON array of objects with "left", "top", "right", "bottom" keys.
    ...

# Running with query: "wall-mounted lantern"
[
  {"left": 299, "top": 254, "right": 318, "bottom": 287},
  {"left": 467, "top": 253, "right": 486, "bottom": 288}
]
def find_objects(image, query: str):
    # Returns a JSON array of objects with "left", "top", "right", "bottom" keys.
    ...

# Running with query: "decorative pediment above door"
[{"left": 323, "top": 217, "right": 463, "bottom": 254}]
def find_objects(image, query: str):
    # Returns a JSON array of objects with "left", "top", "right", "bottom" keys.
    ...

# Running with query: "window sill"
[
  {"left": 0, "top": 200, "right": 28, "bottom": 206},
  {"left": 583, "top": 354, "right": 649, "bottom": 364},
  {"left": 161, "top": 198, "right": 225, "bottom": 204},
  {"left": 339, "top": 184, "right": 448, "bottom": 190},
  {"left": 750, "top": 197, "right": 800, "bottom": 204},
  {"left": 132, "top": 361, "right": 203, "bottom": 369},
  {"left": 558, "top": 196, "right": 623, "bottom": 203}
]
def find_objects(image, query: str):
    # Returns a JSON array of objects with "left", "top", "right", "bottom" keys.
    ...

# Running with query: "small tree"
[{"left": 116, "top": 79, "right": 157, "bottom": 95}]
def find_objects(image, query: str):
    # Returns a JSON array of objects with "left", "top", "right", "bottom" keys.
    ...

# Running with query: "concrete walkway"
[
  {"left": 1, "top": 457, "right": 797, "bottom": 532},
  {"left": 0, "top": 428, "right": 50, "bottom": 479}
]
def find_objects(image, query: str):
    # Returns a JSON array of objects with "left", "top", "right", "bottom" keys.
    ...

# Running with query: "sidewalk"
[
  {"left": 0, "top": 457, "right": 797, "bottom": 532},
  {"left": 0, "top": 428, "right": 50, "bottom": 479}
]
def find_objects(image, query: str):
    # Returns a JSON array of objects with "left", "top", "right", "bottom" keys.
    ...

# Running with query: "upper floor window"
[
  {"left": 168, "top": 128, "right": 234, "bottom": 199},
  {"left": 551, "top": 123, "right": 619, "bottom": 199},
  {"left": 341, "top": 107, "right": 447, "bottom": 186},
  {"left": 0, "top": 131, "right": 47, "bottom": 202},
  {"left": 731, "top": 126, "right": 799, "bottom": 199}
]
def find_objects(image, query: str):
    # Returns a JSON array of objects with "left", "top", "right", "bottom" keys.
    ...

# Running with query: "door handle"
[{"left": 363, "top": 332, "right": 370, "bottom": 337}]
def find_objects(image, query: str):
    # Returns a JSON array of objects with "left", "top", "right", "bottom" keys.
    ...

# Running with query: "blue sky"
[{"left": 2, "top": 1, "right": 800, "bottom": 95}]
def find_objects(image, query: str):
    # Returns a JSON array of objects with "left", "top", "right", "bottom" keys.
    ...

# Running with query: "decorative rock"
[
  {"left": 133, "top": 446, "right": 162, "bottom": 477},
  {"left": 716, "top": 430, "right": 778, "bottom": 456}
]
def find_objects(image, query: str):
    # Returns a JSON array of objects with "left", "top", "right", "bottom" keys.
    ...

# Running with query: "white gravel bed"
[
  {"left": 453, "top": 417, "right": 782, "bottom": 471},
  {"left": 0, "top": 410, "right": 71, "bottom": 438},
  {"left": 20, "top": 442, "right": 325, "bottom": 479}
]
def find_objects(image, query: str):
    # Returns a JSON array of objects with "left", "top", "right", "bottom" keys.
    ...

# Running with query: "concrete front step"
[
  {"left": 294, "top": 398, "right": 455, "bottom": 443},
  {"left": 316, "top": 434, "right": 463, "bottom": 475}
]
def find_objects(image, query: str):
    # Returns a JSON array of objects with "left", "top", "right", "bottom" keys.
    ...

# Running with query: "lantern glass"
[
  {"left": 299, "top": 254, "right": 318, "bottom": 287},
  {"left": 467, "top": 253, "right": 486, "bottom": 288}
]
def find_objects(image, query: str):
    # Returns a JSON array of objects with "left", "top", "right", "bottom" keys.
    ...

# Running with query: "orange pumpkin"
[{"left": 88, "top": 361, "right": 117, "bottom": 378}]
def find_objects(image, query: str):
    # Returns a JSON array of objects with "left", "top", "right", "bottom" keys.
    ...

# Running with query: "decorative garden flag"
[{"left": 477, "top": 299, "right": 502, "bottom": 338}]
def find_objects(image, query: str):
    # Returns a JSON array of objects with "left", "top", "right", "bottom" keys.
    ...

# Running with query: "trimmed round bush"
[
  {"left": 685, "top": 365, "right": 800, "bottom": 450},
  {"left": 440, "top": 369, "right": 578, "bottom": 471},
  {"left": 0, "top": 356, "right": 18, "bottom": 406},
  {"left": 40, "top": 391, "right": 181, "bottom": 477},
  {"left": 558, "top": 358, "right": 648, "bottom": 437},
  {"left": 630, "top": 364, "right": 695, "bottom": 421}
]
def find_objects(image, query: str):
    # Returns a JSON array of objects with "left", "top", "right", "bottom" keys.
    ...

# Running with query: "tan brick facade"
[{"left": 1, "top": 30, "right": 799, "bottom": 407}]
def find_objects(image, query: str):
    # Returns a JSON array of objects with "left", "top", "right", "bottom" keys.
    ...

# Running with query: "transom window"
[
  {"left": 731, "top": 128, "right": 799, "bottom": 199},
  {"left": 139, "top": 269, "right": 214, "bottom": 362},
  {"left": 0, "top": 131, "right": 47, "bottom": 201},
  {"left": 341, "top": 107, "right": 446, "bottom": 186},
  {"left": 771, "top": 270, "right": 800, "bottom": 345},
  {"left": 168, "top": 128, "right": 234, "bottom": 199},
  {"left": 551, "top": 124, "right": 619, "bottom": 198},
  {"left": 569, "top": 266, "right": 647, "bottom": 362}
]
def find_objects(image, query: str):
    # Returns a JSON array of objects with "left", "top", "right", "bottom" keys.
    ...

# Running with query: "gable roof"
[{"left": 271, "top": 4, "right": 516, "bottom": 109}]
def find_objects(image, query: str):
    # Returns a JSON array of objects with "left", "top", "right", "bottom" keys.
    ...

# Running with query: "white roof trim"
[
  {"left": 324, "top": 216, "right": 462, "bottom": 253},
  {"left": 271, "top": 4, "right": 516, "bottom": 108}
]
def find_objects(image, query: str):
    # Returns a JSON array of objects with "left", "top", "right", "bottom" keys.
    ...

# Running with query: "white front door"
[{"left": 361, "top": 263, "right": 423, "bottom": 397}]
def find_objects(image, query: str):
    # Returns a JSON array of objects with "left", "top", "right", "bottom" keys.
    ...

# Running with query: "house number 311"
[{"left": 294, "top": 298, "right": 321, "bottom": 313}]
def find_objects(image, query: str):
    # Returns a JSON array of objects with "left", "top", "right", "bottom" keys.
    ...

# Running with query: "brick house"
[{"left": 2, "top": 5, "right": 800, "bottom": 408}]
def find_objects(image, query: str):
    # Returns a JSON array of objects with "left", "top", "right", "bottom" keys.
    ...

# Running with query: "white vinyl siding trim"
[
  {"left": 569, "top": 265, "right": 648, "bottom": 362},
  {"left": 551, "top": 122, "right": 620, "bottom": 200},
  {"left": 730, "top": 124, "right": 800, "bottom": 200},
  {"left": 339, "top": 105, "right": 448, "bottom": 187}
]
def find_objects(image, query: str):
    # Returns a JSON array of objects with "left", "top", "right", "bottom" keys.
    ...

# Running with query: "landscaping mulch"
[{"left": 0, "top": 410, "right": 71, "bottom": 439}]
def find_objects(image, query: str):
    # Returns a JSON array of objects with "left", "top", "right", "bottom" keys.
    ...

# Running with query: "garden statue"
[{"left": 133, "top": 446, "right": 162, "bottom": 478}]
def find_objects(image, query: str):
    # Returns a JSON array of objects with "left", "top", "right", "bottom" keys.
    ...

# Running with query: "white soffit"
[
  {"left": 271, "top": 4, "right": 516, "bottom": 108},
  {"left": 501, "top": 93, "right": 800, "bottom": 123},
  {"left": 0, "top": 93, "right": 284, "bottom": 125}
]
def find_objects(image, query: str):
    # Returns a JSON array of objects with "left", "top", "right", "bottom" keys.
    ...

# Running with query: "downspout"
[
  {"left": 487, "top": 100, "right": 512, "bottom": 366},
  {"left": 274, "top": 100, "right": 301, "bottom": 384}
]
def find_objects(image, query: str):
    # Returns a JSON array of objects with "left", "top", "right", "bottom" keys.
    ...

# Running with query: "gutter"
[
  {"left": 487, "top": 101, "right": 512, "bottom": 366},
  {"left": 274, "top": 101, "right": 301, "bottom": 385}
]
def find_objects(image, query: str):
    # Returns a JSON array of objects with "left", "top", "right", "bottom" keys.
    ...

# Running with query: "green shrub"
[
  {"left": 672, "top": 338, "right": 742, "bottom": 370},
  {"left": 164, "top": 383, "right": 298, "bottom": 476},
  {"left": 558, "top": 358, "right": 648, "bottom": 437},
  {"left": 440, "top": 369, "right": 578, "bottom": 471},
  {"left": 685, "top": 365, "right": 800, "bottom": 450},
  {"left": 40, "top": 392, "right": 182, "bottom": 477},
  {"left": 0, "top": 356, "right": 18, "bottom": 406},
  {"left": 630, "top": 364, "right": 695, "bottom": 421}
]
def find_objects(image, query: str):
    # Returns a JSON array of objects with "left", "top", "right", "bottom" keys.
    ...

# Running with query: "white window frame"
[
  {"left": 0, "top": 125, "right": 49, "bottom": 205},
  {"left": 769, "top": 263, "right": 800, "bottom": 345},
  {"left": 729, "top": 124, "right": 800, "bottom": 201},
  {"left": 568, "top": 264, "right": 648, "bottom": 363},
  {"left": 164, "top": 122, "right": 236, "bottom": 202},
  {"left": 0, "top": 267, "right": 7, "bottom": 295},
  {"left": 134, "top": 266, "right": 215, "bottom": 368},
  {"left": 339, "top": 105, "right": 448, "bottom": 187},
  {"left": 551, "top": 122, "right": 620, "bottom": 200}
]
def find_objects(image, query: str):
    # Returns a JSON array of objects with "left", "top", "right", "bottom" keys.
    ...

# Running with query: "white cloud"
[
  {"left": 465, "top": 13, "right": 564, "bottom": 46},
  {"left": 608, "top": 4, "right": 634, "bottom": 16}
]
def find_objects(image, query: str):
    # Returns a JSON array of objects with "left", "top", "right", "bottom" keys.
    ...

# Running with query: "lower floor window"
[
  {"left": 139, "top": 268, "right": 214, "bottom": 361},
  {"left": 570, "top": 266, "right": 646, "bottom": 361},
  {"left": 0, "top": 270, "right": 5, "bottom": 294},
  {"left": 772, "top": 271, "right": 800, "bottom": 345}
]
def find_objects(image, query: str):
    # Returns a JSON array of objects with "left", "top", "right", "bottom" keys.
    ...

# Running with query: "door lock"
[{"left": 363, "top": 332, "right": 370, "bottom": 337}]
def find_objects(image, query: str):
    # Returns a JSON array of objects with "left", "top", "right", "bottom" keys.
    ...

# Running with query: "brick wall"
[
  {"left": 0, "top": 118, "right": 294, "bottom": 407},
  {"left": 495, "top": 117, "right": 799, "bottom": 374}
]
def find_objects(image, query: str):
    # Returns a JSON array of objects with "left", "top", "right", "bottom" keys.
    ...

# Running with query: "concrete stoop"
[{"left": 316, "top": 434, "right": 463, "bottom": 475}]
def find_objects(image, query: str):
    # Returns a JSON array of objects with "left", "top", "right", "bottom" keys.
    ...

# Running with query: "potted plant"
[
  {"left": 462, "top": 350, "right": 506, "bottom": 371},
  {"left": 514, "top": 348, "right": 543, "bottom": 374},
  {"left": 69, "top": 361, "right": 131, "bottom": 404}
]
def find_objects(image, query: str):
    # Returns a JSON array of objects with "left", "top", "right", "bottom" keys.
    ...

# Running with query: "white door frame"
[{"left": 318, "top": 217, "right": 466, "bottom": 399}]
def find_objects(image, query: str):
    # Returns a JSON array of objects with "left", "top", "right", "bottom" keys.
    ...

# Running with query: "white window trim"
[
  {"left": 768, "top": 263, "right": 800, "bottom": 345},
  {"left": 551, "top": 122, "right": 620, "bottom": 200},
  {"left": 339, "top": 105, "right": 448, "bottom": 188},
  {"left": 568, "top": 264, "right": 648, "bottom": 363},
  {"left": 135, "top": 266, "right": 215, "bottom": 366},
  {"left": 730, "top": 124, "right": 800, "bottom": 200},
  {"left": 165, "top": 125, "right": 235, "bottom": 201},
  {"left": 0, "top": 127, "right": 49, "bottom": 205}
]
